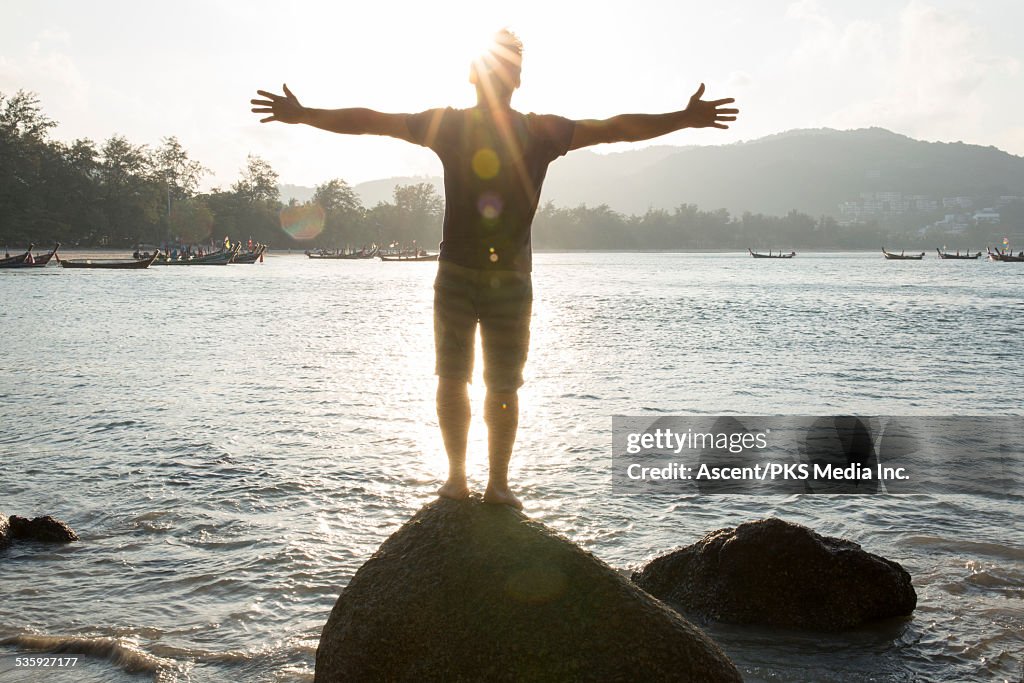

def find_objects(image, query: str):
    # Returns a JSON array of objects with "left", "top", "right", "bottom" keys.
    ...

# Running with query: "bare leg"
[
  {"left": 436, "top": 377, "right": 471, "bottom": 500},
  {"left": 483, "top": 390, "right": 522, "bottom": 509}
]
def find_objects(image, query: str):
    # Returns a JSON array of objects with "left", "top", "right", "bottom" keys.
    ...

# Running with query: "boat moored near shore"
[
  {"left": 379, "top": 252, "right": 439, "bottom": 262},
  {"left": 232, "top": 243, "right": 268, "bottom": 264},
  {"left": 151, "top": 243, "right": 239, "bottom": 265},
  {"left": 306, "top": 246, "right": 378, "bottom": 259},
  {"left": 748, "top": 248, "right": 796, "bottom": 259},
  {"left": 0, "top": 244, "right": 35, "bottom": 268},
  {"left": 0, "top": 243, "right": 60, "bottom": 268},
  {"left": 987, "top": 247, "right": 1024, "bottom": 262},
  {"left": 883, "top": 249, "right": 925, "bottom": 260},
  {"left": 60, "top": 250, "right": 160, "bottom": 269},
  {"left": 936, "top": 249, "right": 981, "bottom": 260}
]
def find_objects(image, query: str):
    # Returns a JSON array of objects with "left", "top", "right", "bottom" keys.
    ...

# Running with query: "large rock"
[
  {"left": 8, "top": 515, "right": 79, "bottom": 543},
  {"left": 315, "top": 497, "right": 741, "bottom": 682},
  {"left": 0, "top": 515, "right": 10, "bottom": 549},
  {"left": 633, "top": 518, "right": 916, "bottom": 631}
]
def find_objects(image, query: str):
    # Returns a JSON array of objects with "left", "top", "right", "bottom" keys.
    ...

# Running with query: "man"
[{"left": 251, "top": 29, "right": 738, "bottom": 509}]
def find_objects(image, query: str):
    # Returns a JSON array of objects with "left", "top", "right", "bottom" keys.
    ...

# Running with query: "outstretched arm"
[
  {"left": 568, "top": 84, "right": 737, "bottom": 151},
  {"left": 250, "top": 84, "right": 418, "bottom": 143}
]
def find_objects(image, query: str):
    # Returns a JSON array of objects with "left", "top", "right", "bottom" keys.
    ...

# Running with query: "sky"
[{"left": 2, "top": 0, "right": 1023, "bottom": 191}]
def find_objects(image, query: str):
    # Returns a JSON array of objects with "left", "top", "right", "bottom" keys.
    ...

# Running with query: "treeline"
[
  {"left": 532, "top": 202, "right": 1021, "bottom": 250},
  {"left": 0, "top": 90, "right": 443, "bottom": 250},
  {"left": 2, "top": 90, "right": 1015, "bottom": 251},
  {"left": 533, "top": 204, "right": 883, "bottom": 250}
]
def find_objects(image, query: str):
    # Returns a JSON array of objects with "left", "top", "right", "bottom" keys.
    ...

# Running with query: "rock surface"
[
  {"left": 8, "top": 515, "right": 79, "bottom": 543},
  {"left": 0, "top": 515, "right": 10, "bottom": 549},
  {"left": 315, "top": 497, "right": 741, "bottom": 682},
  {"left": 632, "top": 518, "right": 916, "bottom": 631}
]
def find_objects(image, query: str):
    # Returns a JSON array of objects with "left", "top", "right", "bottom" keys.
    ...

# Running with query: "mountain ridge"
[{"left": 279, "top": 128, "right": 1024, "bottom": 217}]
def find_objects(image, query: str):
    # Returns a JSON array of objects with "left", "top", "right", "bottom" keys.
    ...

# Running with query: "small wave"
[
  {"left": 131, "top": 511, "right": 172, "bottom": 523},
  {"left": 88, "top": 420, "right": 139, "bottom": 432},
  {"left": 901, "top": 535, "right": 1024, "bottom": 562},
  {"left": 1, "top": 633, "right": 180, "bottom": 677}
]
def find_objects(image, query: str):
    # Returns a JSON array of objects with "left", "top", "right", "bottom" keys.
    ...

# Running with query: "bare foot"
[
  {"left": 437, "top": 478, "right": 471, "bottom": 501},
  {"left": 483, "top": 484, "right": 523, "bottom": 510}
]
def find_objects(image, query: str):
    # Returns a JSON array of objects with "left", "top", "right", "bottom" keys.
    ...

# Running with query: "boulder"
[
  {"left": 8, "top": 515, "right": 79, "bottom": 543},
  {"left": 632, "top": 518, "right": 916, "bottom": 631},
  {"left": 315, "top": 497, "right": 741, "bottom": 682},
  {"left": 0, "top": 515, "right": 10, "bottom": 549}
]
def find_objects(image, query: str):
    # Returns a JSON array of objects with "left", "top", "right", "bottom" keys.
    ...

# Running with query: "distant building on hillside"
[
  {"left": 972, "top": 208, "right": 1001, "bottom": 223},
  {"left": 922, "top": 214, "right": 971, "bottom": 235},
  {"left": 942, "top": 196, "right": 974, "bottom": 210},
  {"left": 840, "top": 191, "right": 942, "bottom": 219}
]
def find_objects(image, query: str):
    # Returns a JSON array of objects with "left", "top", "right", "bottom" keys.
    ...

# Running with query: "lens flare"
[
  {"left": 472, "top": 148, "right": 500, "bottom": 179},
  {"left": 280, "top": 204, "right": 326, "bottom": 241},
  {"left": 477, "top": 191, "right": 503, "bottom": 221}
]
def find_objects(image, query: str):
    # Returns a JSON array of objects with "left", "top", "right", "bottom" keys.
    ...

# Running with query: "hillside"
[
  {"left": 560, "top": 128, "right": 1024, "bottom": 216},
  {"left": 295, "top": 128, "right": 1024, "bottom": 217}
]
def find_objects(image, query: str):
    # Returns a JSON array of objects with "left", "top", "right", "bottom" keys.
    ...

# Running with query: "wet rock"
[
  {"left": 315, "top": 497, "right": 741, "bottom": 682},
  {"left": 8, "top": 515, "right": 79, "bottom": 543},
  {"left": 0, "top": 515, "right": 10, "bottom": 548},
  {"left": 633, "top": 518, "right": 916, "bottom": 631}
]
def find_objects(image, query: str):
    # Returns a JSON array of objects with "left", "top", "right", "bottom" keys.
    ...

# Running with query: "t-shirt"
[{"left": 406, "top": 107, "right": 575, "bottom": 272}]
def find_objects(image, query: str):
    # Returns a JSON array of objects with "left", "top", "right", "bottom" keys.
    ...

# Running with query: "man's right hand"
[{"left": 251, "top": 84, "right": 306, "bottom": 124}]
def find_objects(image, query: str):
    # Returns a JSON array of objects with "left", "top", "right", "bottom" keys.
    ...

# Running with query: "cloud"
[
  {"left": 783, "top": 0, "right": 1020, "bottom": 145},
  {"left": 0, "top": 30, "right": 90, "bottom": 116},
  {"left": 727, "top": 71, "right": 753, "bottom": 89}
]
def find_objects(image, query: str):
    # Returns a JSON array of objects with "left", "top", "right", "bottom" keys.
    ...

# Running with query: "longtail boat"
[
  {"left": 883, "top": 249, "right": 925, "bottom": 260},
  {"left": 936, "top": 249, "right": 981, "bottom": 260},
  {"left": 28, "top": 243, "right": 61, "bottom": 267},
  {"left": 0, "top": 244, "right": 35, "bottom": 268},
  {"left": 152, "top": 243, "right": 239, "bottom": 265},
  {"left": 748, "top": 248, "right": 796, "bottom": 259},
  {"left": 232, "top": 244, "right": 268, "bottom": 264},
  {"left": 60, "top": 250, "right": 160, "bottom": 269},
  {"left": 987, "top": 248, "right": 1024, "bottom": 262},
  {"left": 306, "top": 247, "right": 378, "bottom": 259},
  {"left": 379, "top": 252, "right": 439, "bottom": 262},
  {"left": 0, "top": 243, "right": 60, "bottom": 268}
]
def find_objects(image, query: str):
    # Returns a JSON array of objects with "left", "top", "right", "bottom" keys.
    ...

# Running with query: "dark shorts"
[{"left": 433, "top": 261, "right": 533, "bottom": 392}]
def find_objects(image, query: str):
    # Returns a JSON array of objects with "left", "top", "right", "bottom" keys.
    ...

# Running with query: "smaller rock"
[
  {"left": 633, "top": 518, "right": 916, "bottom": 631},
  {"left": 0, "top": 515, "right": 10, "bottom": 548},
  {"left": 9, "top": 515, "right": 79, "bottom": 543}
]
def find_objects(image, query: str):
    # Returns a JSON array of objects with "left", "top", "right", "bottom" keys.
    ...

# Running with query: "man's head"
[{"left": 470, "top": 29, "right": 523, "bottom": 104}]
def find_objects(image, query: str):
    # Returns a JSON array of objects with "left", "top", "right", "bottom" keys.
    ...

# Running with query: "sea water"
[{"left": 1, "top": 252, "right": 1021, "bottom": 682}]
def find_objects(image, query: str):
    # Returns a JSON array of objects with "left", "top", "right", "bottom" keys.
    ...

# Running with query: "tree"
[
  {"left": 153, "top": 136, "right": 208, "bottom": 200},
  {"left": 232, "top": 154, "right": 280, "bottom": 203},
  {"left": 384, "top": 182, "right": 443, "bottom": 245},
  {"left": 313, "top": 178, "right": 366, "bottom": 247},
  {"left": 0, "top": 90, "right": 58, "bottom": 242},
  {"left": 313, "top": 178, "right": 362, "bottom": 213},
  {"left": 96, "top": 135, "right": 161, "bottom": 244},
  {"left": 393, "top": 182, "right": 443, "bottom": 217},
  {"left": 0, "top": 90, "right": 55, "bottom": 140},
  {"left": 169, "top": 198, "right": 214, "bottom": 244}
]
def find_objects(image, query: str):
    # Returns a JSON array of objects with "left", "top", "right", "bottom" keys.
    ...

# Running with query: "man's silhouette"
[{"left": 252, "top": 29, "right": 738, "bottom": 509}]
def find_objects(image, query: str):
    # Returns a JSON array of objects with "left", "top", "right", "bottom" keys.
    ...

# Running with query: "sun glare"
[{"left": 429, "top": 16, "right": 518, "bottom": 100}]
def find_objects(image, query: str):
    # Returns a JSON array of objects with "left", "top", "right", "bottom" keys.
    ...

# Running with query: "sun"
[
  {"left": 440, "top": 16, "right": 510, "bottom": 64},
  {"left": 428, "top": 17, "right": 520, "bottom": 99}
]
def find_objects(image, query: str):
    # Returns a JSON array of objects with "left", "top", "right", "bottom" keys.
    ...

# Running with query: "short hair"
[{"left": 492, "top": 28, "right": 523, "bottom": 69}]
